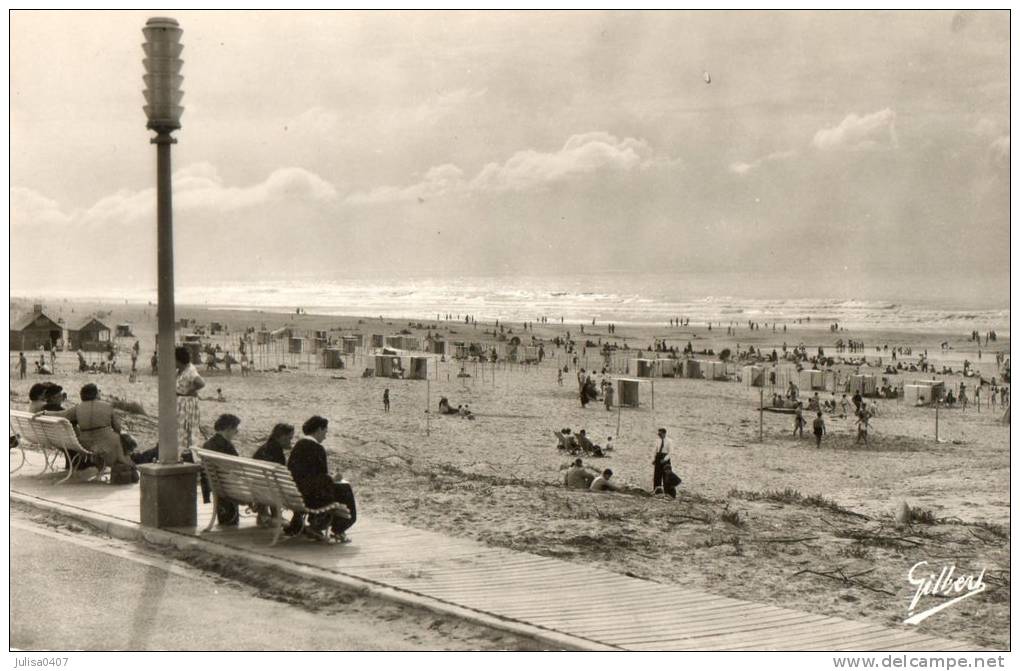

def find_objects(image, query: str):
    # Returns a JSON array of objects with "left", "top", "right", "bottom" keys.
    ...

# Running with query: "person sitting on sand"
[
  {"left": 564, "top": 458, "right": 597, "bottom": 489},
  {"left": 438, "top": 397, "right": 457, "bottom": 415},
  {"left": 576, "top": 429, "right": 603, "bottom": 457},
  {"left": 590, "top": 468, "right": 621, "bottom": 492},
  {"left": 556, "top": 428, "right": 579, "bottom": 453},
  {"left": 459, "top": 404, "right": 475, "bottom": 420},
  {"left": 215, "top": 388, "right": 226, "bottom": 402}
]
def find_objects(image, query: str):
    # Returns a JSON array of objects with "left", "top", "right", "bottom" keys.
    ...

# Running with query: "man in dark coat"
[{"left": 285, "top": 416, "right": 357, "bottom": 542}]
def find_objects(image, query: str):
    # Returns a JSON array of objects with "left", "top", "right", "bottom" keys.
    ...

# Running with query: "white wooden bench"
[
  {"left": 9, "top": 410, "right": 97, "bottom": 484},
  {"left": 192, "top": 447, "right": 348, "bottom": 545}
]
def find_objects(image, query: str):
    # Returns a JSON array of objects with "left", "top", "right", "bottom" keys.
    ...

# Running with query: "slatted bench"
[
  {"left": 192, "top": 447, "right": 348, "bottom": 545},
  {"left": 9, "top": 409, "right": 97, "bottom": 483}
]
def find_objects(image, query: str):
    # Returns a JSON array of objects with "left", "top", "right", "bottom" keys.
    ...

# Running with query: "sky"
[{"left": 9, "top": 10, "right": 1011, "bottom": 304}]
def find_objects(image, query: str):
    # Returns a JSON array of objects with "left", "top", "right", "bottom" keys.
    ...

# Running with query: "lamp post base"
[{"left": 139, "top": 462, "right": 202, "bottom": 528}]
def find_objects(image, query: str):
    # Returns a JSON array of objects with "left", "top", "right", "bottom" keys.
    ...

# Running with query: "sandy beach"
[{"left": 9, "top": 298, "right": 1010, "bottom": 649}]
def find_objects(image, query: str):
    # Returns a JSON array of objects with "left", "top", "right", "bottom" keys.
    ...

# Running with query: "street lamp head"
[{"left": 142, "top": 17, "right": 184, "bottom": 132}]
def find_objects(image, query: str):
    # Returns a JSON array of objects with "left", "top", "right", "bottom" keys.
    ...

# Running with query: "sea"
[{"left": 30, "top": 273, "right": 1009, "bottom": 335}]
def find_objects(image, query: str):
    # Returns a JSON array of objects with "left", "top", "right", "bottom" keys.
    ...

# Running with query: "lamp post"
[{"left": 138, "top": 17, "right": 201, "bottom": 528}]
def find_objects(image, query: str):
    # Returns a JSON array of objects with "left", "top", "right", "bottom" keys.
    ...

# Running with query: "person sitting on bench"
[
  {"left": 251, "top": 422, "right": 294, "bottom": 527},
  {"left": 200, "top": 414, "right": 242, "bottom": 526},
  {"left": 284, "top": 416, "right": 356, "bottom": 543}
]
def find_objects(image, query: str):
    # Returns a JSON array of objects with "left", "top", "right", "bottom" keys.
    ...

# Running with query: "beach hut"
[
  {"left": 255, "top": 330, "right": 271, "bottom": 345},
  {"left": 452, "top": 342, "right": 469, "bottom": 359},
  {"left": 683, "top": 359, "right": 704, "bottom": 379},
  {"left": 115, "top": 323, "right": 134, "bottom": 338},
  {"left": 372, "top": 354, "right": 405, "bottom": 378},
  {"left": 321, "top": 349, "right": 345, "bottom": 369},
  {"left": 799, "top": 369, "right": 827, "bottom": 391},
  {"left": 427, "top": 339, "right": 448, "bottom": 356},
  {"left": 69, "top": 318, "right": 112, "bottom": 352},
  {"left": 341, "top": 336, "right": 359, "bottom": 354},
  {"left": 9, "top": 309, "right": 63, "bottom": 351},
  {"left": 635, "top": 359, "right": 661, "bottom": 378},
  {"left": 370, "top": 334, "right": 385, "bottom": 348},
  {"left": 308, "top": 338, "right": 326, "bottom": 354},
  {"left": 209, "top": 322, "right": 225, "bottom": 335},
  {"left": 660, "top": 359, "right": 682, "bottom": 377},
  {"left": 905, "top": 379, "right": 945, "bottom": 404},
  {"left": 703, "top": 361, "right": 728, "bottom": 381},
  {"left": 742, "top": 365, "right": 765, "bottom": 387},
  {"left": 405, "top": 355, "right": 430, "bottom": 380},
  {"left": 288, "top": 337, "right": 304, "bottom": 354},
  {"left": 847, "top": 374, "right": 879, "bottom": 397},
  {"left": 616, "top": 378, "right": 642, "bottom": 407},
  {"left": 345, "top": 334, "right": 364, "bottom": 347}
]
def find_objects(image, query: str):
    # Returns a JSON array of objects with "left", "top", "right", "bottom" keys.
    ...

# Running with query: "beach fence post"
[
  {"left": 651, "top": 380, "right": 655, "bottom": 410},
  {"left": 935, "top": 401, "right": 940, "bottom": 442},
  {"left": 616, "top": 400, "right": 622, "bottom": 438},
  {"left": 426, "top": 379, "right": 431, "bottom": 437},
  {"left": 759, "top": 387, "right": 764, "bottom": 442}
]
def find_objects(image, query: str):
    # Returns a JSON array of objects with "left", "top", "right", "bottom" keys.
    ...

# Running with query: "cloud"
[
  {"left": 812, "top": 109, "right": 898, "bottom": 151},
  {"left": 348, "top": 131, "right": 667, "bottom": 203},
  {"left": 10, "top": 186, "right": 73, "bottom": 228},
  {"left": 287, "top": 106, "right": 340, "bottom": 134},
  {"left": 12, "top": 163, "right": 337, "bottom": 229},
  {"left": 729, "top": 149, "right": 796, "bottom": 175}
]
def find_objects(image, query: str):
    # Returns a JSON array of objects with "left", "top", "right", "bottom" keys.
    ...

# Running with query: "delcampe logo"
[{"left": 904, "top": 561, "right": 986, "bottom": 625}]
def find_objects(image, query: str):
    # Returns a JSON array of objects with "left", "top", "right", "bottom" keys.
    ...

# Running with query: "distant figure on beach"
[
  {"left": 856, "top": 408, "right": 871, "bottom": 446},
  {"left": 383, "top": 388, "right": 390, "bottom": 412},
  {"left": 652, "top": 428, "right": 672, "bottom": 495},
  {"left": 17, "top": 352, "right": 26, "bottom": 379},
  {"left": 604, "top": 382, "right": 614, "bottom": 411},
  {"left": 852, "top": 391, "right": 863, "bottom": 413},
  {"left": 557, "top": 368, "right": 563, "bottom": 386},
  {"left": 564, "top": 458, "right": 596, "bottom": 489},
  {"left": 812, "top": 412, "right": 826, "bottom": 448},
  {"left": 216, "top": 387, "right": 226, "bottom": 402},
  {"left": 590, "top": 468, "right": 621, "bottom": 492},
  {"left": 793, "top": 404, "right": 805, "bottom": 438}
]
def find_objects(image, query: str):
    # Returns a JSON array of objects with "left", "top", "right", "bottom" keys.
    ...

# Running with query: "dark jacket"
[
  {"left": 252, "top": 440, "right": 286, "bottom": 465},
  {"left": 287, "top": 438, "right": 336, "bottom": 509},
  {"left": 201, "top": 433, "right": 238, "bottom": 457}
]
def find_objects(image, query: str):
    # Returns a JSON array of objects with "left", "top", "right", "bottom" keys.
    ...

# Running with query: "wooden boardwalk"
[{"left": 10, "top": 464, "right": 977, "bottom": 651}]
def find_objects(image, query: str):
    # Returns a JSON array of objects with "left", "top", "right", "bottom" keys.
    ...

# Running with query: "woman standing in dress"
[{"left": 175, "top": 345, "right": 205, "bottom": 459}]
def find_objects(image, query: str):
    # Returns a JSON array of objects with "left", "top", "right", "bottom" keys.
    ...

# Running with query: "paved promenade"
[{"left": 10, "top": 460, "right": 977, "bottom": 651}]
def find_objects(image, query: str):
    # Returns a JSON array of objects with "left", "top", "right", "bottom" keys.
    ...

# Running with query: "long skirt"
[{"left": 176, "top": 396, "right": 200, "bottom": 454}]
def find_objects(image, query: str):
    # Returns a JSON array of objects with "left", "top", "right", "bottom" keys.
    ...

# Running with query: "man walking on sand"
[
  {"left": 17, "top": 352, "right": 26, "bottom": 380},
  {"left": 812, "top": 411, "right": 826, "bottom": 448},
  {"left": 652, "top": 428, "right": 672, "bottom": 495},
  {"left": 383, "top": 388, "right": 390, "bottom": 413},
  {"left": 604, "top": 381, "right": 614, "bottom": 411}
]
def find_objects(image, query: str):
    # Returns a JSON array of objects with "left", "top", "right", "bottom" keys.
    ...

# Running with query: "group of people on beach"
[{"left": 561, "top": 428, "right": 680, "bottom": 499}]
